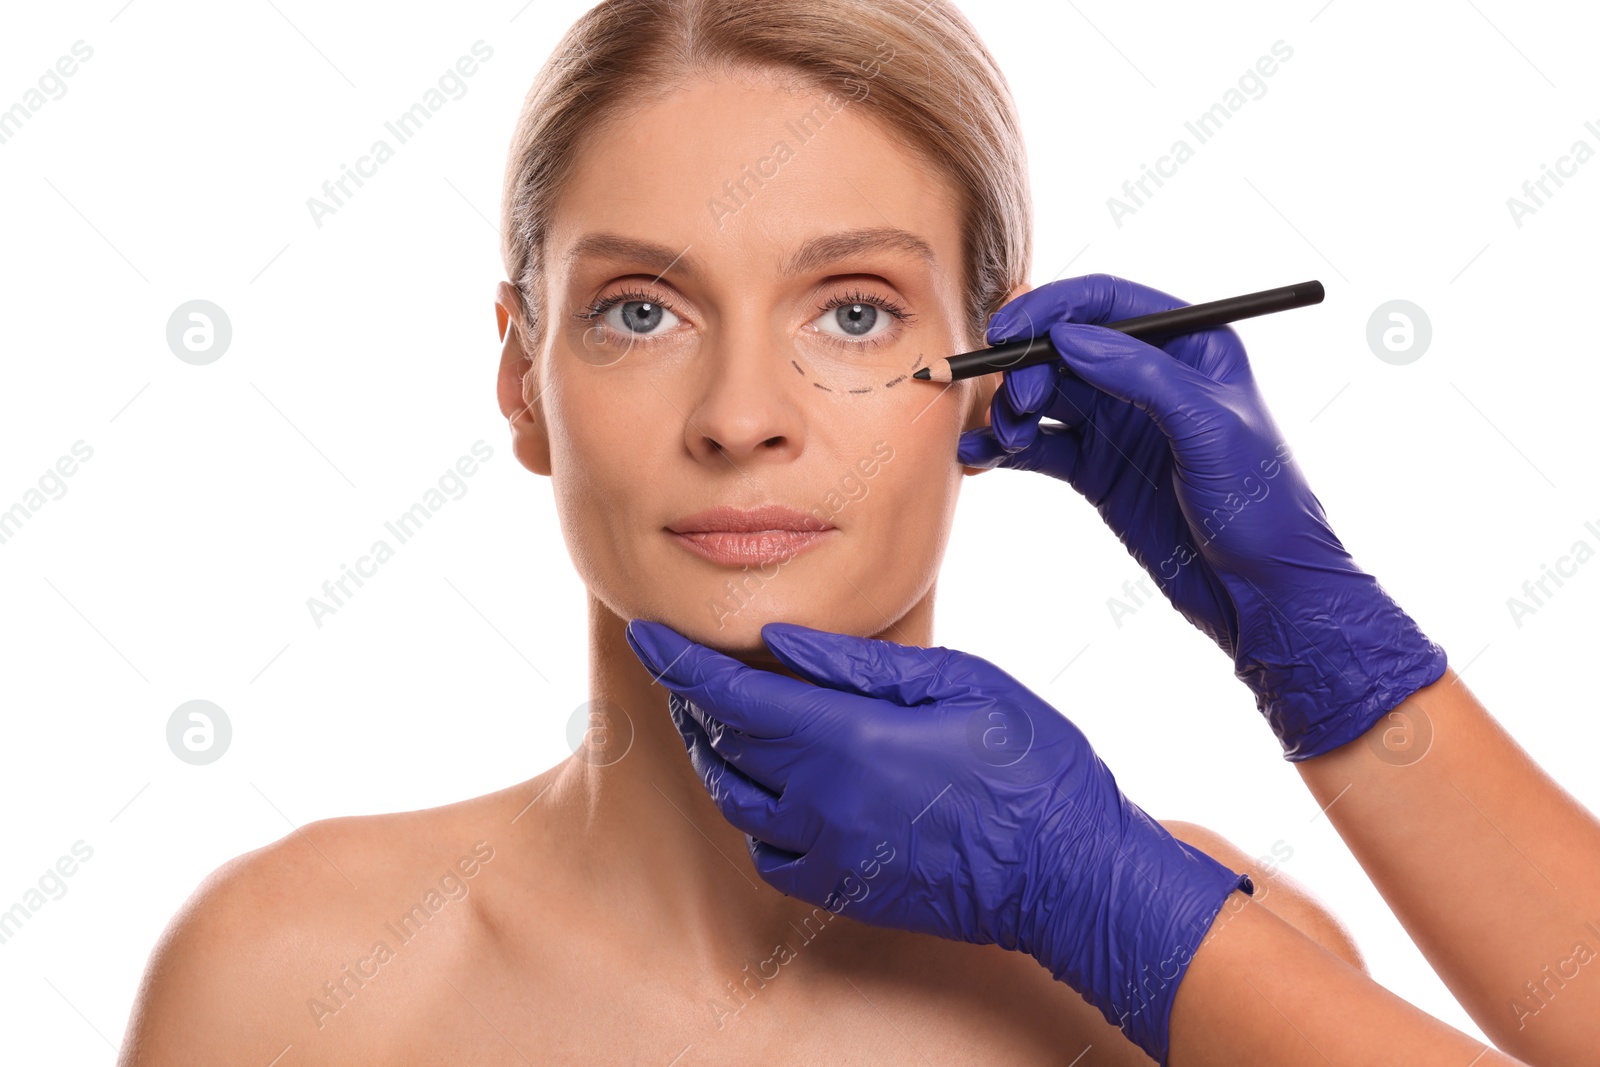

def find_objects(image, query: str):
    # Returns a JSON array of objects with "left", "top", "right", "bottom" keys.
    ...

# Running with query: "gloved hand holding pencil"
[{"left": 957, "top": 273, "right": 1448, "bottom": 760}]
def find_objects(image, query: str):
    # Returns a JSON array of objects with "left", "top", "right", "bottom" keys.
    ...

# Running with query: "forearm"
[
  {"left": 1296, "top": 667, "right": 1600, "bottom": 1064},
  {"left": 1169, "top": 891, "right": 1524, "bottom": 1067}
]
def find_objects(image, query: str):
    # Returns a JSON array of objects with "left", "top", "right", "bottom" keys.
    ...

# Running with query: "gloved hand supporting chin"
[{"left": 626, "top": 617, "right": 1254, "bottom": 1064}]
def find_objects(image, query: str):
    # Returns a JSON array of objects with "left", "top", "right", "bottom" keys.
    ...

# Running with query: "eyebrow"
[{"left": 561, "top": 227, "right": 937, "bottom": 283}]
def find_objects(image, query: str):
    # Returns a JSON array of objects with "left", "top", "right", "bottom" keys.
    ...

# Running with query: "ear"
[
  {"left": 960, "top": 280, "right": 1032, "bottom": 478},
  {"left": 495, "top": 281, "right": 551, "bottom": 477}
]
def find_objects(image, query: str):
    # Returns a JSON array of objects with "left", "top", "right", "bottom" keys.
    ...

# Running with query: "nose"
[{"left": 680, "top": 329, "right": 806, "bottom": 468}]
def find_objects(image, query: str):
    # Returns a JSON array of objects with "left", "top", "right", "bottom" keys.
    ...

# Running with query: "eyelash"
[
  {"left": 821, "top": 289, "right": 917, "bottom": 348},
  {"left": 574, "top": 286, "right": 917, "bottom": 349},
  {"left": 575, "top": 286, "right": 669, "bottom": 327}
]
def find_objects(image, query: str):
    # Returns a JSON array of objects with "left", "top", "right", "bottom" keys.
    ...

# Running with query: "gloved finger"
[
  {"left": 669, "top": 691, "right": 753, "bottom": 780},
  {"left": 672, "top": 694, "right": 806, "bottom": 794},
  {"left": 991, "top": 363, "right": 1051, "bottom": 452},
  {"left": 668, "top": 694, "right": 815, "bottom": 854},
  {"left": 991, "top": 404, "right": 1040, "bottom": 454},
  {"left": 1046, "top": 321, "right": 1226, "bottom": 444},
  {"left": 747, "top": 836, "right": 806, "bottom": 893},
  {"left": 991, "top": 369, "right": 1103, "bottom": 455},
  {"left": 956, "top": 426, "right": 1013, "bottom": 469},
  {"left": 756, "top": 839, "right": 881, "bottom": 915},
  {"left": 1001, "top": 361, "right": 1055, "bottom": 415},
  {"left": 987, "top": 351, "right": 1109, "bottom": 444},
  {"left": 959, "top": 424, "right": 1084, "bottom": 482},
  {"left": 627, "top": 619, "right": 826, "bottom": 738},
  {"left": 988, "top": 273, "right": 1188, "bottom": 342},
  {"left": 1038, "top": 366, "right": 1105, "bottom": 432},
  {"left": 760, "top": 623, "right": 970, "bottom": 706}
]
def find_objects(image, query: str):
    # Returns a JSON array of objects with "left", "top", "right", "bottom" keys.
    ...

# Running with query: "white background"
[{"left": 2, "top": 0, "right": 1597, "bottom": 1058}]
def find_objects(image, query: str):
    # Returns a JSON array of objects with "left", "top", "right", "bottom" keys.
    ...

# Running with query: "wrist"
[
  {"left": 1019, "top": 797, "right": 1255, "bottom": 1063},
  {"left": 1226, "top": 569, "right": 1448, "bottom": 760}
]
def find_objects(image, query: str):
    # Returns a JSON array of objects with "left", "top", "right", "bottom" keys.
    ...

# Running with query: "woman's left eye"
[{"left": 809, "top": 292, "right": 909, "bottom": 344}]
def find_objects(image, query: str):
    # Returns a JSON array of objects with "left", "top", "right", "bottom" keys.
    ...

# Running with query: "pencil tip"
[{"left": 912, "top": 367, "right": 930, "bottom": 380}]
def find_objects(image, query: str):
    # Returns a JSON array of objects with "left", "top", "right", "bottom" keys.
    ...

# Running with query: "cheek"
[
  {"left": 828, "top": 411, "right": 965, "bottom": 569},
  {"left": 862, "top": 376, "right": 973, "bottom": 463},
  {"left": 805, "top": 433, "right": 962, "bottom": 636},
  {"left": 542, "top": 377, "right": 663, "bottom": 577},
  {"left": 547, "top": 386, "right": 620, "bottom": 492},
  {"left": 871, "top": 424, "right": 962, "bottom": 527},
  {"left": 876, "top": 387, "right": 970, "bottom": 531},
  {"left": 543, "top": 346, "right": 680, "bottom": 487}
]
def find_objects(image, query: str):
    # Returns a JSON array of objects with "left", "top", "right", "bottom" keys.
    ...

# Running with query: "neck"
[{"left": 548, "top": 587, "right": 936, "bottom": 973}]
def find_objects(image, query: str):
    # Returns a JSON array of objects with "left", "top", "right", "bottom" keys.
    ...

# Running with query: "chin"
[
  {"left": 617, "top": 538, "right": 922, "bottom": 656},
  {"left": 666, "top": 600, "right": 797, "bottom": 656},
  {"left": 641, "top": 577, "right": 817, "bottom": 658}
]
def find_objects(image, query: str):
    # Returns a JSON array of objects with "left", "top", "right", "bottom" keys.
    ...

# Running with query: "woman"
[{"left": 117, "top": 1, "right": 1366, "bottom": 1063}]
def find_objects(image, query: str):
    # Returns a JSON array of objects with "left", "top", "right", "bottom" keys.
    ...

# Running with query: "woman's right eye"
[{"left": 588, "top": 295, "right": 682, "bottom": 338}]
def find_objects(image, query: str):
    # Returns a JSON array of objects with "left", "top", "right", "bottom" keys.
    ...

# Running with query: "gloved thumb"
[
  {"left": 959, "top": 424, "right": 1084, "bottom": 483},
  {"left": 760, "top": 623, "right": 968, "bottom": 707}
]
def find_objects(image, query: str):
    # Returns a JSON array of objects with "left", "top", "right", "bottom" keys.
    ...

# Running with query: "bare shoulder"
[
  {"left": 1157, "top": 818, "right": 1367, "bottom": 974},
  {"left": 117, "top": 772, "right": 557, "bottom": 1066}
]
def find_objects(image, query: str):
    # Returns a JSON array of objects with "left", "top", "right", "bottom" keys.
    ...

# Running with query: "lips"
[
  {"left": 666, "top": 504, "right": 837, "bottom": 567},
  {"left": 667, "top": 504, "right": 832, "bottom": 534}
]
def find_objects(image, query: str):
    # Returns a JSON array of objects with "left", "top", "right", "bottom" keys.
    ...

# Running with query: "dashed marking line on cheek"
[
  {"left": 795, "top": 353, "right": 926, "bottom": 395},
  {"left": 879, "top": 354, "right": 922, "bottom": 390}
]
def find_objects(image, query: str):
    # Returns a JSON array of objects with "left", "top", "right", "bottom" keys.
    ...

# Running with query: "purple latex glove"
[
  {"left": 625, "top": 617, "right": 1253, "bottom": 1065},
  {"left": 960, "top": 273, "right": 1448, "bottom": 760}
]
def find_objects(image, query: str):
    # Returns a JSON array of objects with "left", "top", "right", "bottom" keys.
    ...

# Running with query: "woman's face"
[{"left": 507, "top": 71, "right": 1008, "bottom": 656}]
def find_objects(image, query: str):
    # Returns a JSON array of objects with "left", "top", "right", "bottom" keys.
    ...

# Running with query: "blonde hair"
[{"left": 500, "top": 0, "right": 1032, "bottom": 352}]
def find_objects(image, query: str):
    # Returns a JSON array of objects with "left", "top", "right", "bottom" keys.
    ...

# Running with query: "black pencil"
[{"left": 912, "top": 280, "right": 1325, "bottom": 383}]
